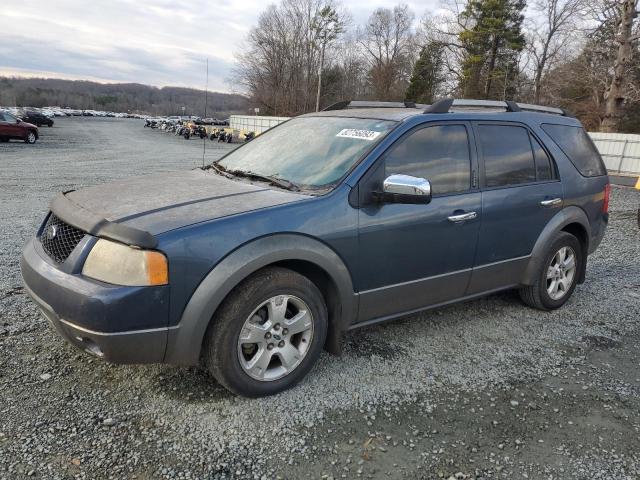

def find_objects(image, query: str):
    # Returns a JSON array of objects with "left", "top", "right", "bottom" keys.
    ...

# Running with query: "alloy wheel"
[
  {"left": 237, "top": 295, "right": 313, "bottom": 381},
  {"left": 546, "top": 246, "right": 577, "bottom": 300}
]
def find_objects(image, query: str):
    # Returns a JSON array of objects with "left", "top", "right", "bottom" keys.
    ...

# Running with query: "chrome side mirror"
[{"left": 374, "top": 174, "right": 432, "bottom": 204}]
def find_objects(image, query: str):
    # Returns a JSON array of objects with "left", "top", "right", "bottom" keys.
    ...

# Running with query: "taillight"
[{"left": 602, "top": 183, "right": 611, "bottom": 213}]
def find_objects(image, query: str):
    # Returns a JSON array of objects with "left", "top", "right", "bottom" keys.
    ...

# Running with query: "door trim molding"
[
  {"left": 359, "top": 266, "right": 472, "bottom": 295},
  {"left": 350, "top": 284, "right": 518, "bottom": 331}
]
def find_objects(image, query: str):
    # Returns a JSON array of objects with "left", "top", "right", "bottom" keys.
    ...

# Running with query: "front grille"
[{"left": 40, "top": 213, "right": 86, "bottom": 263}]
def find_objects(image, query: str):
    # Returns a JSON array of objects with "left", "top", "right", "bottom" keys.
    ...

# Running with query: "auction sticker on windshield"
[{"left": 336, "top": 129, "right": 382, "bottom": 141}]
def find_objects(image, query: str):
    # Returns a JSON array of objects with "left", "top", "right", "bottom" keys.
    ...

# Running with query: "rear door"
[{"left": 467, "top": 122, "right": 563, "bottom": 294}]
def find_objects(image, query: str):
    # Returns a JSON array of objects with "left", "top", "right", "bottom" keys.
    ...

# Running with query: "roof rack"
[
  {"left": 323, "top": 100, "right": 421, "bottom": 111},
  {"left": 424, "top": 98, "right": 574, "bottom": 117}
]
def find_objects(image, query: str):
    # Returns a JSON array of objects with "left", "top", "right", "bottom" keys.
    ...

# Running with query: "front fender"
[
  {"left": 164, "top": 234, "right": 356, "bottom": 365},
  {"left": 520, "top": 206, "right": 591, "bottom": 286}
]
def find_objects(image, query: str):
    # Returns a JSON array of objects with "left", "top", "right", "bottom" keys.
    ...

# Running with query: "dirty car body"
[{"left": 21, "top": 100, "right": 610, "bottom": 396}]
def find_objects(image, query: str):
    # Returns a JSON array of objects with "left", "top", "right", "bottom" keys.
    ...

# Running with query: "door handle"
[
  {"left": 540, "top": 198, "right": 562, "bottom": 207},
  {"left": 448, "top": 211, "right": 477, "bottom": 222}
]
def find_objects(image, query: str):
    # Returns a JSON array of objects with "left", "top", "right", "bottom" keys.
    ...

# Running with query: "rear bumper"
[{"left": 21, "top": 238, "right": 170, "bottom": 364}]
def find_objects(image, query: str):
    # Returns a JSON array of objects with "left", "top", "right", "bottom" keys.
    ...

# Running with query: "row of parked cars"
[
  {"left": 0, "top": 106, "right": 155, "bottom": 144},
  {"left": 1, "top": 106, "right": 149, "bottom": 121}
]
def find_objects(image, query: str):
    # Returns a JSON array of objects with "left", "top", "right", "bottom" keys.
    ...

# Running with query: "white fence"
[
  {"left": 229, "top": 115, "right": 290, "bottom": 134},
  {"left": 589, "top": 132, "right": 640, "bottom": 175}
]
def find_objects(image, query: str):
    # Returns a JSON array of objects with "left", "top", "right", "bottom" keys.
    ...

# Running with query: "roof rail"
[
  {"left": 424, "top": 98, "right": 573, "bottom": 117},
  {"left": 323, "top": 100, "right": 421, "bottom": 111}
]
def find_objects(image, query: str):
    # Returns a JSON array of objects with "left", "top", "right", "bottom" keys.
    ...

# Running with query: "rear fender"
[{"left": 520, "top": 206, "right": 591, "bottom": 286}]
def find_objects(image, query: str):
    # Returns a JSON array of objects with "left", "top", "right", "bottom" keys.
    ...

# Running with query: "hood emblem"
[{"left": 45, "top": 224, "right": 58, "bottom": 241}]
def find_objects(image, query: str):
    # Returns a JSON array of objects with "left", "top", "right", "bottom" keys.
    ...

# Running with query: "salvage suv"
[{"left": 21, "top": 99, "right": 609, "bottom": 397}]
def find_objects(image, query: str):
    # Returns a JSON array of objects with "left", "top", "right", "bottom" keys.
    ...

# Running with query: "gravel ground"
[{"left": 1, "top": 117, "right": 639, "bottom": 480}]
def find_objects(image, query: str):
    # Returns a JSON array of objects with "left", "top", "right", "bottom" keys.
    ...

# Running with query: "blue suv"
[{"left": 21, "top": 99, "right": 610, "bottom": 396}]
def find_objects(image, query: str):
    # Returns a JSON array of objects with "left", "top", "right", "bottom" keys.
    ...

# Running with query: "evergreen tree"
[
  {"left": 458, "top": 0, "right": 526, "bottom": 99},
  {"left": 405, "top": 42, "right": 446, "bottom": 104}
]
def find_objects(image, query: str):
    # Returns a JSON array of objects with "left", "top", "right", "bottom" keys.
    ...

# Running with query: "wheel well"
[
  {"left": 270, "top": 259, "right": 343, "bottom": 355},
  {"left": 561, "top": 222, "right": 588, "bottom": 283}
]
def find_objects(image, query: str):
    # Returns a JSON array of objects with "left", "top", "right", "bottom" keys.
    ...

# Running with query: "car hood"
[
  {"left": 64, "top": 169, "right": 308, "bottom": 235},
  {"left": 20, "top": 121, "right": 38, "bottom": 129}
]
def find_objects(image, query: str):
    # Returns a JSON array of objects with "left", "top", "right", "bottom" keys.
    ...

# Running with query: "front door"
[
  {"left": 356, "top": 122, "right": 481, "bottom": 323},
  {"left": 0, "top": 112, "right": 21, "bottom": 138}
]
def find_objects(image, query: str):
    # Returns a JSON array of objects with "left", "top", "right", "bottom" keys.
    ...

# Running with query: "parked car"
[
  {"left": 0, "top": 111, "right": 39, "bottom": 143},
  {"left": 21, "top": 99, "right": 609, "bottom": 397},
  {"left": 21, "top": 111, "right": 54, "bottom": 127}
]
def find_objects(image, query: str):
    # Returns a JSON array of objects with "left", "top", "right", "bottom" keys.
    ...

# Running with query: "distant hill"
[{"left": 0, "top": 77, "right": 249, "bottom": 117}]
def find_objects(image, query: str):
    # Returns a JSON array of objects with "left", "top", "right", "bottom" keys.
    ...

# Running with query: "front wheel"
[
  {"left": 519, "top": 232, "right": 582, "bottom": 310},
  {"left": 25, "top": 132, "right": 37, "bottom": 144},
  {"left": 202, "top": 267, "right": 328, "bottom": 397}
]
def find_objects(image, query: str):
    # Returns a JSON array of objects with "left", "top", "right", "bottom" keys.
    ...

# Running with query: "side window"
[
  {"left": 541, "top": 124, "right": 606, "bottom": 177},
  {"left": 384, "top": 124, "right": 471, "bottom": 195},
  {"left": 530, "top": 134, "right": 554, "bottom": 181},
  {"left": 479, "top": 125, "right": 536, "bottom": 187}
]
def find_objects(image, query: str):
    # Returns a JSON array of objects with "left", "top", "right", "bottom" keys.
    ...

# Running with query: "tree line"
[
  {"left": 234, "top": 0, "right": 640, "bottom": 133},
  {"left": 0, "top": 77, "right": 248, "bottom": 117}
]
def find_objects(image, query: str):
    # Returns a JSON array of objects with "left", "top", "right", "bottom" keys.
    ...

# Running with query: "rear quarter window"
[{"left": 541, "top": 124, "right": 606, "bottom": 177}]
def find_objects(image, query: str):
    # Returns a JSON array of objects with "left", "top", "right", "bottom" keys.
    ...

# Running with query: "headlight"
[{"left": 82, "top": 239, "right": 168, "bottom": 286}]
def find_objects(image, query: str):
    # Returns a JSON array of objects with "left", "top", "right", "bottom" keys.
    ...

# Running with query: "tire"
[
  {"left": 519, "top": 232, "right": 582, "bottom": 310},
  {"left": 202, "top": 267, "right": 328, "bottom": 397},
  {"left": 24, "top": 132, "right": 37, "bottom": 144},
  {"left": 0, "top": 137, "right": 9, "bottom": 143}
]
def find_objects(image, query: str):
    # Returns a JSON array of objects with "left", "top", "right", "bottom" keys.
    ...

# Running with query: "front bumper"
[{"left": 20, "top": 238, "right": 170, "bottom": 364}]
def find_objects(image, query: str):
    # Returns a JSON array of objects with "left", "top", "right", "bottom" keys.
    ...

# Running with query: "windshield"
[{"left": 216, "top": 116, "right": 396, "bottom": 189}]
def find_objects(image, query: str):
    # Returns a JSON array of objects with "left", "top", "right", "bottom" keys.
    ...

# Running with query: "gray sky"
[{"left": 0, "top": 0, "right": 437, "bottom": 93}]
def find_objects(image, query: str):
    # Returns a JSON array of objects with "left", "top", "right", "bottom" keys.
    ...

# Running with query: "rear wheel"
[
  {"left": 0, "top": 137, "right": 9, "bottom": 142},
  {"left": 202, "top": 267, "right": 327, "bottom": 397},
  {"left": 25, "top": 132, "right": 37, "bottom": 144},
  {"left": 519, "top": 232, "right": 581, "bottom": 310}
]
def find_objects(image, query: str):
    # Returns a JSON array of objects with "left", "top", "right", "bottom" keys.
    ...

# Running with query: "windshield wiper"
[
  {"left": 208, "top": 161, "right": 233, "bottom": 178},
  {"left": 208, "top": 162, "right": 300, "bottom": 192}
]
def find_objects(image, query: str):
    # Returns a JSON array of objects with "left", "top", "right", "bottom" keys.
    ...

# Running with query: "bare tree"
[
  {"left": 600, "top": 0, "right": 639, "bottom": 131},
  {"left": 359, "top": 4, "right": 416, "bottom": 100},
  {"left": 527, "top": 0, "right": 586, "bottom": 103},
  {"left": 312, "top": 6, "right": 346, "bottom": 111}
]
